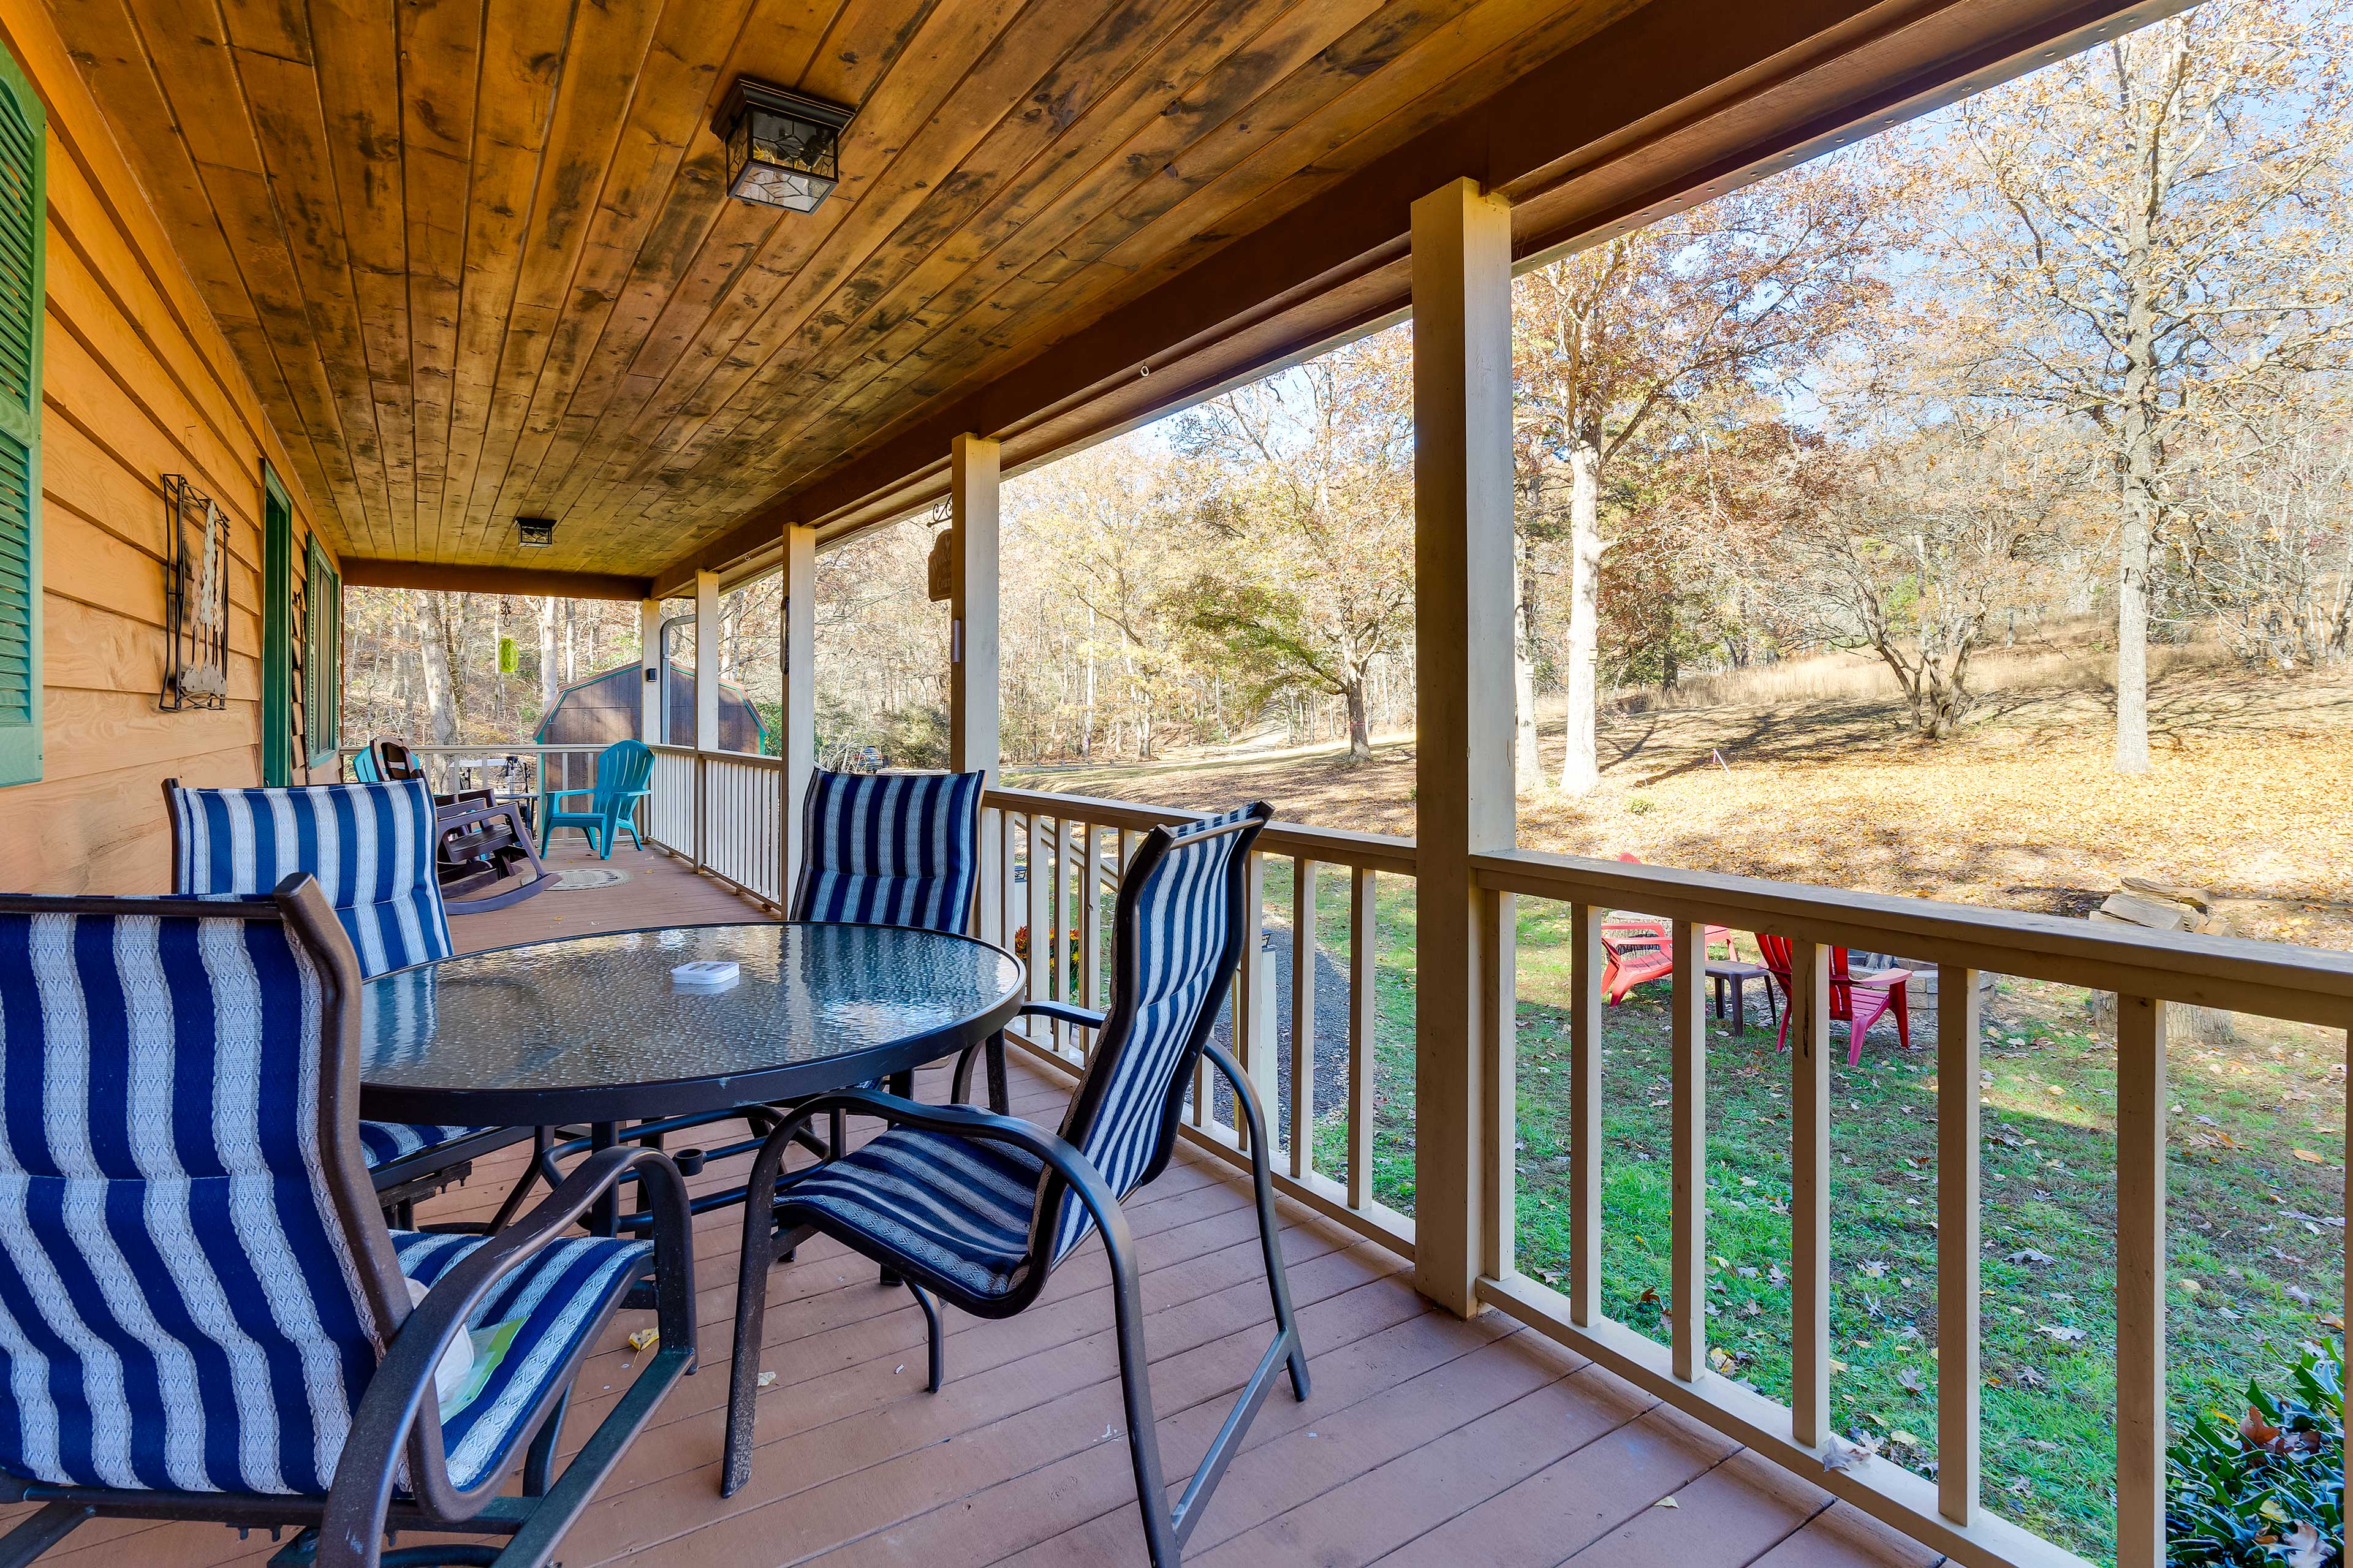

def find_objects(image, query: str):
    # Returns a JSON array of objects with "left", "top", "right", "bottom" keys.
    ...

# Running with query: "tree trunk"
[
  {"left": 416, "top": 592, "right": 460, "bottom": 746},
  {"left": 1513, "top": 525, "right": 1543, "bottom": 791},
  {"left": 2115, "top": 487, "right": 2156, "bottom": 773},
  {"left": 1558, "top": 436, "right": 1605, "bottom": 795},
  {"left": 538, "top": 597, "right": 560, "bottom": 714},
  {"left": 1343, "top": 673, "right": 1372, "bottom": 761}
]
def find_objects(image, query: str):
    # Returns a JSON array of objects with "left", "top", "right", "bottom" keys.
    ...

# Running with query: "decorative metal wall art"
[{"left": 160, "top": 474, "right": 229, "bottom": 710}]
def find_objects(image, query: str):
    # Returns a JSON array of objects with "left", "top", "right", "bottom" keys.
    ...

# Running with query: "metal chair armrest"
[
  {"left": 317, "top": 1145, "right": 694, "bottom": 1562},
  {"left": 1021, "top": 999, "right": 1106, "bottom": 1029}
]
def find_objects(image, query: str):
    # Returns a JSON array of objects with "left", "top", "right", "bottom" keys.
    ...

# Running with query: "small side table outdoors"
[{"left": 1707, "top": 960, "right": 1778, "bottom": 1036}]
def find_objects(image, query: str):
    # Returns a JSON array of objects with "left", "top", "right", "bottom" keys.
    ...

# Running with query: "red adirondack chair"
[
  {"left": 1754, "top": 933, "right": 1913, "bottom": 1066},
  {"left": 1599, "top": 853, "right": 1743, "bottom": 1004}
]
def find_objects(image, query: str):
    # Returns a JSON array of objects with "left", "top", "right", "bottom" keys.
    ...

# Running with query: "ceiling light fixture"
[
  {"left": 713, "top": 78, "right": 854, "bottom": 213},
  {"left": 515, "top": 516, "right": 556, "bottom": 548}
]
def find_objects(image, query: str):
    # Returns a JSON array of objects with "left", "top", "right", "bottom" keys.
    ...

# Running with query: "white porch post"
[
  {"left": 779, "top": 523, "right": 817, "bottom": 906},
  {"left": 950, "top": 434, "right": 1001, "bottom": 939},
  {"left": 694, "top": 569, "right": 721, "bottom": 752},
  {"left": 638, "top": 597, "right": 662, "bottom": 744},
  {"left": 1411, "top": 176, "right": 1517, "bottom": 1317}
]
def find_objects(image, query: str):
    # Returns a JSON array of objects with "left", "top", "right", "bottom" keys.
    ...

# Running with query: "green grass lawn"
[{"left": 1268, "top": 863, "right": 2345, "bottom": 1566}]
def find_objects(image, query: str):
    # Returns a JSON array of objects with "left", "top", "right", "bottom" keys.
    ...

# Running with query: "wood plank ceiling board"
[
  {"left": 583, "top": 0, "right": 1243, "bottom": 528},
  {"left": 50, "top": 0, "right": 1690, "bottom": 575}
]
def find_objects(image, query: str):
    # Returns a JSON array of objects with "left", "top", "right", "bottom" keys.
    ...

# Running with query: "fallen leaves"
[
  {"left": 2007, "top": 1248, "right": 2055, "bottom": 1265},
  {"left": 2290, "top": 1147, "right": 2330, "bottom": 1165},
  {"left": 1824, "top": 1433, "right": 1879, "bottom": 1472},
  {"left": 2036, "top": 1324, "right": 2087, "bottom": 1344}
]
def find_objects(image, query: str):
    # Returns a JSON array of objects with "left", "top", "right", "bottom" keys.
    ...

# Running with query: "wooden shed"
[{"left": 534, "top": 660, "right": 767, "bottom": 755}]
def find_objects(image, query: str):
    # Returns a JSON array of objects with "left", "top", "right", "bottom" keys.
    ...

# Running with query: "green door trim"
[{"left": 261, "top": 463, "right": 292, "bottom": 786}]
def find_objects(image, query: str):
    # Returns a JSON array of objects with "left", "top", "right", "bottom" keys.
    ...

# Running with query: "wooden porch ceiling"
[{"left": 48, "top": 0, "right": 1644, "bottom": 576}]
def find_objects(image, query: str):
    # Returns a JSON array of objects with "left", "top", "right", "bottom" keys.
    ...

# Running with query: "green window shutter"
[
  {"left": 302, "top": 537, "right": 339, "bottom": 767},
  {"left": 0, "top": 50, "right": 44, "bottom": 787}
]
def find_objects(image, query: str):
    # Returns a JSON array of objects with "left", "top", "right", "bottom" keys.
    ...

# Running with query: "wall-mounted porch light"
[
  {"left": 515, "top": 516, "right": 556, "bottom": 548},
  {"left": 713, "top": 78, "right": 854, "bottom": 213}
]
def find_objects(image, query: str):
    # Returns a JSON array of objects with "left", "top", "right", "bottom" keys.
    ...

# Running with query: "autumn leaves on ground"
[
  {"left": 1017, "top": 659, "right": 2353, "bottom": 1566},
  {"left": 1019, "top": 657, "right": 2353, "bottom": 952}
]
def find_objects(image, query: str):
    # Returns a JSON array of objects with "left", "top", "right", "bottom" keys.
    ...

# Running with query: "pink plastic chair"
[{"left": 1754, "top": 934, "right": 1912, "bottom": 1066}]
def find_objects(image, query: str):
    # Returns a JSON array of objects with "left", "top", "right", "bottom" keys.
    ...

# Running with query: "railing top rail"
[
  {"left": 1475, "top": 846, "right": 2353, "bottom": 1028},
  {"left": 985, "top": 785, "right": 1418, "bottom": 875}
]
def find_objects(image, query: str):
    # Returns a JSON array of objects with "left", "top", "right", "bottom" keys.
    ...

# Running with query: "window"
[
  {"left": 301, "top": 534, "right": 339, "bottom": 768},
  {"left": 0, "top": 48, "right": 44, "bottom": 787}
]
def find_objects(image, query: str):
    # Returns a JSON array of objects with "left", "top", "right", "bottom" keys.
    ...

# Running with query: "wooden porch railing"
[{"left": 1468, "top": 849, "right": 2353, "bottom": 1568}]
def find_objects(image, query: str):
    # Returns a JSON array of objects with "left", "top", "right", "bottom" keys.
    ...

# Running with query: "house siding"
[{"left": 0, "top": 0, "right": 339, "bottom": 895}]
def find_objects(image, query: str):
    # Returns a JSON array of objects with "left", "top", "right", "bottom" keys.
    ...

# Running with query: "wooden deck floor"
[{"left": 12, "top": 854, "right": 1946, "bottom": 1568}]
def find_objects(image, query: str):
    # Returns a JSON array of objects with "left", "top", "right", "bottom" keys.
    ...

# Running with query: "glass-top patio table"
[{"left": 358, "top": 921, "right": 1026, "bottom": 1232}]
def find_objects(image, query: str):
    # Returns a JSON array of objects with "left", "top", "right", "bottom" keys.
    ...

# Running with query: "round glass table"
[{"left": 359, "top": 921, "right": 1026, "bottom": 1128}]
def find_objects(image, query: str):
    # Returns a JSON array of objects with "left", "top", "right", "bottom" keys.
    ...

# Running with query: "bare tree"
[
  {"left": 1767, "top": 417, "right": 2071, "bottom": 737},
  {"left": 1514, "top": 153, "right": 1889, "bottom": 794},
  {"left": 1916, "top": 0, "right": 2353, "bottom": 768}
]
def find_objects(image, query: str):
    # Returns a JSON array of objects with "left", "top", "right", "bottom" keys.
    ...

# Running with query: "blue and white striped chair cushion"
[
  {"left": 779, "top": 1129, "right": 1044, "bottom": 1300},
  {"left": 0, "top": 903, "right": 642, "bottom": 1499},
  {"left": 169, "top": 779, "right": 453, "bottom": 981},
  {"left": 794, "top": 770, "right": 985, "bottom": 934},
  {"left": 1048, "top": 806, "right": 1258, "bottom": 1263},
  {"left": 390, "top": 1230, "right": 649, "bottom": 1491},
  {"left": 0, "top": 906, "right": 383, "bottom": 1496},
  {"left": 358, "top": 1122, "right": 496, "bottom": 1170}
]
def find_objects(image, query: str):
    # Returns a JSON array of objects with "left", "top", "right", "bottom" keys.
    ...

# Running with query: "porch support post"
[
  {"left": 694, "top": 569, "right": 721, "bottom": 752},
  {"left": 951, "top": 434, "right": 1001, "bottom": 939},
  {"left": 950, "top": 434, "right": 1001, "bottom": 780},
  {"left": 1410, "top": 176, "right": 1516, "bottom": 1317},
  {"left": 638, "top": 598, "right": 662, "bottom": 744},
  {"left": 779, "top": 523, "right": 817, "bottom": 906}
]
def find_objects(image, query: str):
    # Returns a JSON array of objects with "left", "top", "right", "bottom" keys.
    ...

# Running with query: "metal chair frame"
[{"left": 720, "top": 809, "right": 1308, "bottom": 1567}]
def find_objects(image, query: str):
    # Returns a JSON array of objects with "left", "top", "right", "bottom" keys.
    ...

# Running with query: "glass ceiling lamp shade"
[{"left": 714, "top": 78, "right": 854, "bottom": 214}]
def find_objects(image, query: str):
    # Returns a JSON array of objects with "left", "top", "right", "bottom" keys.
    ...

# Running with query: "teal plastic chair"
[
  {"left": 350, "top": 745, "right": 381, "bottom": 782},
  {"left": 542, "top": 739, "right": 654, "bottom": 858}
]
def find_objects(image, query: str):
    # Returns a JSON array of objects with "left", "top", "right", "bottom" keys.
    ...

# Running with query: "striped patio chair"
[
  {"left": 162, "top": 776, "right": 521, "bottom": 1205},
  {"left": 792, "top": 767, "right": 987, "bottom": 931},
  {"left": 0, "top": 876, "right": 695, "bottom": 1568},
  {"left": 794, "top": 766, "right": 996, "bottom": 1111},
  {"left": 722, "top": 803, "right": 1306, "bottom": 1568}
]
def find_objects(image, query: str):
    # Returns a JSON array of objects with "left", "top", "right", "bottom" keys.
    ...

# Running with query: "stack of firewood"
[
  {"left": 2090, "top": 875, "right": 2214, "bottom": 934},
  {"left": 2088, "top": 876, "right": 2234, "bottom": 1041}
]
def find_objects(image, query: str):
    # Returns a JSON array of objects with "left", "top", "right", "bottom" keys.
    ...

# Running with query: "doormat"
[{"left": 551, "top": 868, "right": 631, "bottom": 892}]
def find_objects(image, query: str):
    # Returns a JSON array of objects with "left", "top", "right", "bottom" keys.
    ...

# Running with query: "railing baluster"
[
  {"left": 1081, "top": 822, "right": 1102, "bottom": 1058},
  {"left": 1047, "top": 816, "right": 1067, "bottom": 1056},
  {"left": 1290, "top": 857, "right": 1318, "bottom": 1180},
  {"left": 2115, "top": 994, "right": 2169, "bottom": 1568},
  {"left": 1000, "top": 810, "right": 1018, "bottom": 956},
  {"left": 1792, "top": 938, "right": 1830, "bottom": 1449},
  {"left": 1938, "top": 964, "right": 1982, "bottom": 1523},
  {"left": 1671, "top": 917, "right": 1706, "bottom": 1384},
  {"left": 1348, "top": 867, "right": 1376, "bottom": 1211},
  {"left": 1237, "top": 850, "right": 1270, "bottom": 1149},
  {"left": 1569, "top": 903, "right": 1602, "bottom": 1327},
  {"left": 1027, "top": 815, "right": 1049, "bottom": 1026}
]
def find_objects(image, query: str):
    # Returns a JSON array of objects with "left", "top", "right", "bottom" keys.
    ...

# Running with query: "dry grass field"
[{"left": 1014, "top": 662, "right": 2353, "bottom": 951}]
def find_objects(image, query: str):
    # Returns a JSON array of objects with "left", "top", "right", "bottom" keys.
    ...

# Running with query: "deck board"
[{"left": 11, "top": 862, "right": 1944, "bottom": 1568}]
